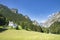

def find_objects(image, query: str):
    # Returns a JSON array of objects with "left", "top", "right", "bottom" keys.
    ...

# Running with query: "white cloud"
[
  {"left": 48, "top": 13, "right": 55, "bottom": 18},
  {"left": 40, "top": 20, "right": 46, "bottom": 23},
  {"left": 48, "top": 15, "right": 51, "bottom": 17},
  {"left": 52, "top": 13, "right": 55, "bottom": 15}
]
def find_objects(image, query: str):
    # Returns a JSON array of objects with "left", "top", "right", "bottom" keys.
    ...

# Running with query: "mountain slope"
[
  {"left": 0, "top": 4, "right": 43, "bottom": 32},
  {"left": 49, "top": 21, "right": 60, "bottom": 34},
  {"left": 43, "top": 12, "right": 60, "bottom": 27},
  {"left": 0, "top": 4, "right": 32, "bottom": 25}
]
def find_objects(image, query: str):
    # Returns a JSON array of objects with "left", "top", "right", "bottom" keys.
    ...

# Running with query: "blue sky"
[{"left": 0, "top": 0, "right": 60, "bottom": 23}]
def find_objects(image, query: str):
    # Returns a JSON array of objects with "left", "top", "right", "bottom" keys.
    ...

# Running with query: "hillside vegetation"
[
  {"left": 0, "top": 4, "right": 31, "bottom": 25},
  {"left": 50, "top": 21, "right": 60, "bottom": 34},
  {"left": 0, "top": 4, "right": 42, "bottom": 32}
]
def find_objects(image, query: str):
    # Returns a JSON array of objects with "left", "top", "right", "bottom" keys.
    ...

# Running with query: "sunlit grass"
[{"left": 0, "top": 30, "right": 60, "bottom": 40}]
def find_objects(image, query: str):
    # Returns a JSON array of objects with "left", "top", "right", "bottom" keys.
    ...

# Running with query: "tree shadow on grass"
[{"left": 0, "top": 28, "right": 8, "bottom": 33}]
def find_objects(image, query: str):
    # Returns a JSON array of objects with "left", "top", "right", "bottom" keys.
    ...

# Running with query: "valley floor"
[{"left": 0, "top": 30, "right": 60, "bottom": 40}]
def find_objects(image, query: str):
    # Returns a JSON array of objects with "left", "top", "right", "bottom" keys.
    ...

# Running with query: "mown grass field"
[{"left": 0, "top": 30, "right": 60, "bottom": 40}]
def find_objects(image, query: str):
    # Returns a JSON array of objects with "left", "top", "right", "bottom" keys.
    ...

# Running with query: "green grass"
[{"left": 0, "top": 30, "right": 60, "bottom": 40}]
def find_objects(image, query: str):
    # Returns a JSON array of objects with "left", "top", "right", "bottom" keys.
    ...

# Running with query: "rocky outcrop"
[{"left": 42, "top": 12, "right": 60, "bottom": 27}]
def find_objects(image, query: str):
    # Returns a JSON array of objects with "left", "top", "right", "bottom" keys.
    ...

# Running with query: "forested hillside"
[
  {"left": 0, "top": 4, "right": 42, "bottom": 32},
  {"left": 49, "top": 21, "right": 60, "bottom": 34},
  {"left": 0, "top": 4, "right": 31, "bottom": 25}
]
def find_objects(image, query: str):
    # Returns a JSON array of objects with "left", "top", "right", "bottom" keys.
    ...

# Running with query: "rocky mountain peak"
[{"left": 41, "top": 12, "right": 60, "bottom": 27}]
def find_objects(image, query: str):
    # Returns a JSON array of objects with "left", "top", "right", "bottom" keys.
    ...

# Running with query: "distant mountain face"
[
  {"left": 41, "top": 12, "right": 60, "bottom": 27},
  {"left": 0, "top": 4, "right": 32, "bottom": 25}
]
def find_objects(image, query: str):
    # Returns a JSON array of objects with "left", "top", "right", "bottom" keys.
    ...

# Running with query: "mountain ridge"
[{"left": 42, "top": 12, "right": 60, "bottom": 27}]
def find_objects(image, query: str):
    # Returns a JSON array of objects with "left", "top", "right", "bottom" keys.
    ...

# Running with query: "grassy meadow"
[{"left": 0, "top": 30, "right": 60, "bottom": 40}]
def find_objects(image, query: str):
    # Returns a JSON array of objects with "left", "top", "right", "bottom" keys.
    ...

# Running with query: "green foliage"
[
  {"left": 31, "top": 25, "right": 43, "bottom": 32},
  {"left": 0, "top": 14, "right": 7, "bottom": 26},
  {"left": 18, "top": 25, "right": 22, "bottom": 30},
  {"left": 42, "top": 27, "right": 49, "bottom": 33},
  {"left": 49, "top": 21, "right": 60, "bottom": 34}
]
